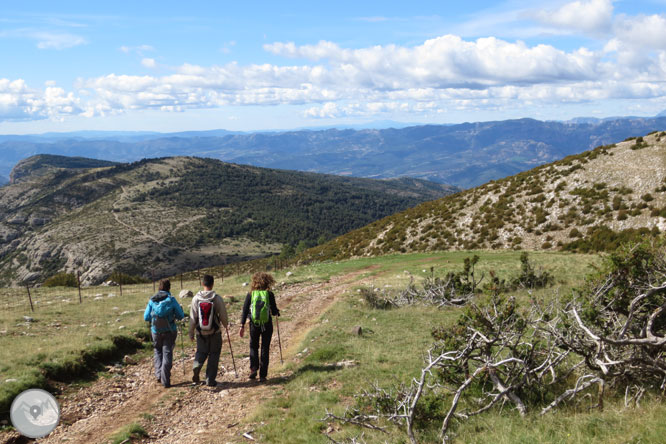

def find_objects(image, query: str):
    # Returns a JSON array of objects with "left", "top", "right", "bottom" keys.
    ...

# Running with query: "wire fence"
[
  {"left": 0, "top": 282, "right": 163, "bottom": 316},
  {"left": 0, "top": 255, "right": 309, "bottom": 317}
]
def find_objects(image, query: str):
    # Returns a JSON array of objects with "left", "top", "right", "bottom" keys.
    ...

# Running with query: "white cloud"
[
  {"left": 33, "top": 31, "right": 86, "bottom": 49},
  {"left": 613, "top": 14, "right": 666, "bottom": 50},
  {"left": 220, "top": 40, "right": 236, "bottom": 54},
  {"left": 119, "top": 44, "right": 155, "bottom": 56},
  {"left": 532, "top": 0, "right": 614, "bottom": 34},
  {"left": 0, "top": 78, "right": 81, "bottom": 121},
  {"left": 5, "top": 10, "right": 666, "bottom": 124},
  {"left": 265, "top": 36, "right": 603, "bottom": 89},
  {"left": 141, "top": 58, "right": 157, "bottom": 68},
  {"left": 0, "top": 29, "right": 87, "bottom": 50}
]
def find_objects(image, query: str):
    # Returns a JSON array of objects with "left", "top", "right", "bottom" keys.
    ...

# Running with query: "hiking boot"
[
  {"left": 259, "top": 376, "right": 267, "bottom": 383},
  {"left": 192, "top": 368, "right": 201, "bottom": 384},
  {"left": 249, "top": 370, "right": 257, "bottom": 380},
  {"left": 206, "top": 380, "right": 218, "bottom": 387}
]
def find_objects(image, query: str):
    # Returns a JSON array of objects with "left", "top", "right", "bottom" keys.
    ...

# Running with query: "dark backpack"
[
  {"left": 197, "top": 297, "right": 218, "bottom": 332},
  {"left": 250, "top": 290, "right": 270, "bottom": 326}
]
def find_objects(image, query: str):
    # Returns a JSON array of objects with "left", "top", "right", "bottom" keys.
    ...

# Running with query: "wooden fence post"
[
  {"left": 152, "top": 270, "right": 155, "bottom": 292},
  {"left": 197, "top": 269, "right": 201, "bottom": 288},
  {"left": 77, "top": 272, "right": 82, "bottom": 304},
  {"left": 180, "top": 274, "right": 183, "bottom": 289},
  {"left": 119, "top": 280, "right": 123, "bottom": 297},
  {"left": 25, "top": 285, "right": 34, "bottom": 312}
]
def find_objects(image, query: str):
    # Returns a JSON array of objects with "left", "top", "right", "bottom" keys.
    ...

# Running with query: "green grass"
[
  {"left": 108, "top": 422, "right": 148, "bottom": 444},
  {"left": 242, "top": 250, "right": 666, "bottom": 443},
  {"left": 455, "top": 397, "right": 666, "bottom": 444},
  {"left": 0, "top": 277, "right": 250, "bottom": 418},
  {"left": 0, "top": 250, "right": 616, "bottom": 442}
]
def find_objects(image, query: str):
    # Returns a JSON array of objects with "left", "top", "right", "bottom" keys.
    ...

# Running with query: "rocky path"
[{"left": 4, "top": 268, "right": 373, "bottom": 444}]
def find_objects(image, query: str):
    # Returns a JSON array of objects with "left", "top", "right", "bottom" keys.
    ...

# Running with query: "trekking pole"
[
  {"left": 276, "top": 317, "right": 284, "bottom": 365},
  {"left": 224, "top": 326, "right": 238, "bottom": 378},
  {"left": 179, "top": 321, "right": 186, "bottom": 376}
]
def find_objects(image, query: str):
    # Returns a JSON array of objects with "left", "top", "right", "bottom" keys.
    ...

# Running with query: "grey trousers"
[
  {"left": 152, "top": 330, "right": 177, "bottom": 387},
  {"left": 194, "top": 330, "right": 222, "bottom": 384}
]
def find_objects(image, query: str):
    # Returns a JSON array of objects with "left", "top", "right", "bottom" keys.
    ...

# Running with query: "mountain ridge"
[
  {"left": 2, "top": 117, "right": 666, "bottom": 188},
  {"left": 0, "top": 155, "right": 457, "bottom": 286}
]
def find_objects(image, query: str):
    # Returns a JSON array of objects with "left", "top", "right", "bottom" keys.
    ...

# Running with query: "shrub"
[
  {"left": 109, "top": 271, "right": 149, "bottom": 285},
  {"left": 630, "top": 136, "right": 649, "bottom": 150},
  {"left": 43, "top": 272, "right": 78, "bottom": 287},
  {"left": 512, "top": 252, "right": 553, "bottom": 289}
]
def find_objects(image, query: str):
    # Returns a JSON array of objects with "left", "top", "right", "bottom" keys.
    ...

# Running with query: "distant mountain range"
[
  {"left": 303, "top": 131, "right": 666, "bottom": 261},
  {"left": 1, "top": 116, "right": 666, "bottom": 188},
  {"left": 0, "top": 154, "right": 456, "bottom": 285}
]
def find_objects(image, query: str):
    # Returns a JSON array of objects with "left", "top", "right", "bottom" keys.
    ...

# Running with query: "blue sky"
[{"left": 1, "top": 0, "right": 666, "bottom": 133}]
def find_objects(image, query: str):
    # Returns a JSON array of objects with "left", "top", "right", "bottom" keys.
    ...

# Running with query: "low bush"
[{"left": 43, "top": 272, "right": 78, "bottom": 287}]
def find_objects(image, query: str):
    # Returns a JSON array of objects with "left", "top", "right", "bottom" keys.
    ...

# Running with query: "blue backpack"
[{"left": 151, "top": 296, "right": 175, "bottom": 333}]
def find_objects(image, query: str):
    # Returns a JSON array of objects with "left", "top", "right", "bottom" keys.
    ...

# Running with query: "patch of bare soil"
[{"left": 3, "top": 268, "right": 375, "bottom": 444}]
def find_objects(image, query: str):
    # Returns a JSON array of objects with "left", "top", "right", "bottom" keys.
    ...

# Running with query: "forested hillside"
[{"left": 0, "top": 155, "right": 456, "bottom": 285}]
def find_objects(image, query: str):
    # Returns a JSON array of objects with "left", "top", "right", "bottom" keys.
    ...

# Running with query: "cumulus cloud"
[
  {"left": 613, "top": 14, "right": 666, "bottom": 50},
  {"left": 0, "top": 78, "right": 81, "bottom": 121},
  {"left": 4, "top": 5, "right": 666, "bottom": 124},
  {"left": 532, "top": 0, "right": 614, "bottom": 34},
  {"left": 265, "top": 36, "right": 603, "bottom": 89}
]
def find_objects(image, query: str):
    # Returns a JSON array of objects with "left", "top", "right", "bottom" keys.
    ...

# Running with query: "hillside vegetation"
[
  {"left": 304, "top": 131, "right": 666, "bottom": 261},
  {"left": 0, "top": 155, "right": 456, "bottom": 286}
]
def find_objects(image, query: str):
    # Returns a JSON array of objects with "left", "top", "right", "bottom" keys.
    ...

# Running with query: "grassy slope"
[
  {"left": 302, "top": 132, "right": 666, "bottom": 262},
  {"left": 244, "top": 250, "right": 665, "bottom": 443},
  {"left": 3, "top": 250, "right": 665, "bottom": 442},
  {"left": 0, "top": 272, "right": 253, "bottom": 417}
]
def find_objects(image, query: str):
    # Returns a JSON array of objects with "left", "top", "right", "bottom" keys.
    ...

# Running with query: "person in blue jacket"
[{"left": 144, "top": 279, "right": 185, "bottom": 388}]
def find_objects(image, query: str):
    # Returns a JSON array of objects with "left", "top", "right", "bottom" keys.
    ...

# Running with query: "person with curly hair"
[{"left": 239, "top": 272, "right": 280, "bottom": 382}]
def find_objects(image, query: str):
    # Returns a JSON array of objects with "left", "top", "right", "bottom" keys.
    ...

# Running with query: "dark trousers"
[
  {"left": 194, "top": 330, "right": 222, "bottom": 384},
  {"left": 249, "top": 322, "right": 273, "bottom": 378},
  {"left": 152, "top": 330, "right": 177, "bottom": 387}
]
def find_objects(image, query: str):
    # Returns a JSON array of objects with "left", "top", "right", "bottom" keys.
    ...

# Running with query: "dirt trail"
[
  {"left": 111, "top": 186, "right": 169, "bottom": 248},
  {"left": 21, "top": 268, "right": 374, "bottom": 444}
]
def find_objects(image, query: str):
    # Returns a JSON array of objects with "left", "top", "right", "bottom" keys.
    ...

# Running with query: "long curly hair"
[{"left": 251, "top": 272, "right": 275, "bottom": 291}]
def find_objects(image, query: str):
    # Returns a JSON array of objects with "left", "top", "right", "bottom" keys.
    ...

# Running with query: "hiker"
[
  {"left": 239, "top": 272, "right": 280, "bottom": 382},
  {"left": 189, "top": 274, "right": 229, "bottom": 387},
  {"left": 143, "top": 279, "right": 185, "bottom": 388}
]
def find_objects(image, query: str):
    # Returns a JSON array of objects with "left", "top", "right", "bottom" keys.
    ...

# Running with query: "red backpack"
[{"left": 196, "top": 297, "right": 217, "bottom": 332}]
